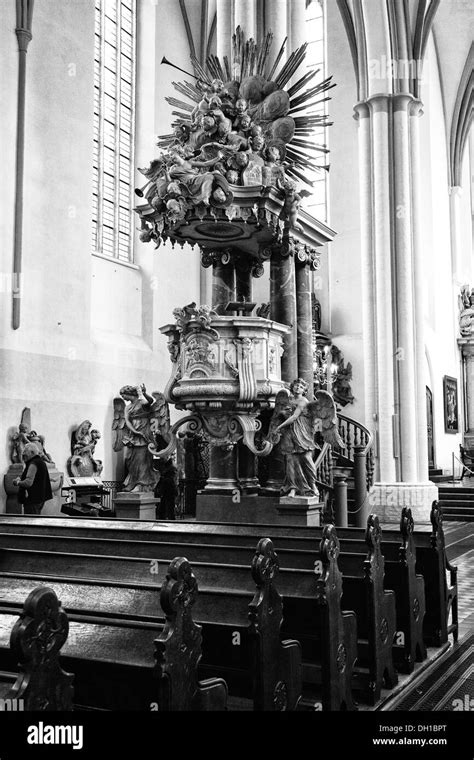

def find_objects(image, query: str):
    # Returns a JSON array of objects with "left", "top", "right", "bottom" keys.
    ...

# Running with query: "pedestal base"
[
  {"left": 278, "top": 496, "right": 322, "bottom": 526},
  {"left": 3, "top": 463, "right": 63, "bottom": 515},
  {"left": 113, "top": 492, "right": 159, "bottom": 520},
  {"left": 195, "top": 493, "right": 323, "bottom": 526},
  {"left": 368, "top": 482, "right": 439, "bottom": 525}
]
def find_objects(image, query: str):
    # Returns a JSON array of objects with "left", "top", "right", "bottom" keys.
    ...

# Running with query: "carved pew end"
[{"left": 6, "top": 586, "right": 74, "bottom": 711}]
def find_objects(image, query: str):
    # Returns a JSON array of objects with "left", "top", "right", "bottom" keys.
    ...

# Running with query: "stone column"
[
  {"left": 295, "top": 250, "right": 315, "bottom": 400},
  {"left": 235, "top": 262, "right": 252, "bottom": 303},
  {"left": 289, "top": 0, "right": 306, "bottom": 76},
  {"left": 354, "top": 95, "right": 437, "bottom": 523},
  {"left": 393, "top": 95, "right": 418, "bottom": 483},
  {"left": 410, "top": 100, "right": 429, "bottom": 481},
  {"left": 368, "top": 95, "right": 397, "bottom": 483},
  {"left": 333, "top": 475, "right": 348, "bottom": 528},
  {"left": 270, "top": 251, "right": 298, "bottom": 383},
  {"left": 212, "top": 258, "right": 235, "bottom": 315},
  {"left": 354, "top": 103, "right": 377, "bottom": 436},
  {"left": 234, "top": 0, "right": 256, "bottom": 38},
  {"left": 210, "top": 258, "right": 237, "bottom": 489},
  {"left": 265, "top": 0, "right": 288, "bottom": 70},
  {"left": 237, "top": 444, "right": 259, "bottom": 493},
  {"left": 205, "top": 444, "right": 239, "bottom": 491},
  {"left": 216, "top": 0, "right": 233, "bottom": 62}
]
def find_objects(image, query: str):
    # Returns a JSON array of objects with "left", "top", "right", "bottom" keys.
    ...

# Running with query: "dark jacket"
[{"left": 19, "top": 455, "right": 53, "bottom": 505}]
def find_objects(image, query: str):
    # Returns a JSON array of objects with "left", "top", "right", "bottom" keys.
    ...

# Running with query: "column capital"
[
  {"left": 353, "top": 93, "right": 422, "bottom": 120},
  {"left": 449, "top": 185, "right": 463, "bottom": 197},
  {"left": 294, "top": 247, "right": 320, "bottom": 270},
  {"left": 15, "top": 28, "right": 32, "bottom": 53},
  {"left": 408, "top": 98, "right": 424, "bottom": 118}
]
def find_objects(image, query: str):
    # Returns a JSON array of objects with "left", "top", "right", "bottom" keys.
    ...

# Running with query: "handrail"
[
  {"left": 314, "top": 441, "right": 333, "bottom": 489},
  {"left": 313, "top": 413, "right": 376, "bottom": 495},
  {"left": 337, "top": 412, "right": 374, "bottom": 458}
]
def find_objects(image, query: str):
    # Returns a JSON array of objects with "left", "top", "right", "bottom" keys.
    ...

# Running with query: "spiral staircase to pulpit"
[{"left": 181, "top": 411, "right": 374, "bottom": 526}]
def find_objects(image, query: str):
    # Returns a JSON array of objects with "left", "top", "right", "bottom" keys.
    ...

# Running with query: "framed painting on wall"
[{"left": 443, "top": 376, "right": 459, "bottom": 434}]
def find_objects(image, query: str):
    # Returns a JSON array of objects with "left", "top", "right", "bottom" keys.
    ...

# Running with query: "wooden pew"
[
  {"left": 0, "top": 518, "right": 361, "bottom": 711},
  {"left": 16, "top": 503, "right": 441, "bottom": 656},
  {"left": 0, "top": 540, "right": 301, "bottom": 711},
  {"left": 0, "top": 586, "right": 74, "bottom": 711},
  {"left": 0, "top": 557, "right": 228, "bottom": 711},
  {"left": 0, "top": 519, "right": 390, "bottom": 707}
]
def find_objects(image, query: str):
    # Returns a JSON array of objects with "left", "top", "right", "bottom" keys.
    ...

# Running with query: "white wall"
[
  {"left": 324, "top": 0, "right": 365, "bottom": 425},
  {"left": 420, "top": 35, "right": 472, "bottom": 472},
  {"left": 0, "top": 0, "right": 201, "bottom": 507}
]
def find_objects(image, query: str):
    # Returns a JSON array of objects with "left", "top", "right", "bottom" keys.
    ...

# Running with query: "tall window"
[
  {"left": 305, "top": 0, "right": 327, "bottom": 222},
  {"left": 93, "top": 0, "right": 136, "bottom": 262}
]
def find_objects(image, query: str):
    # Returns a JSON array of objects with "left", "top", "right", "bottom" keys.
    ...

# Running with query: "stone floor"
[{"left": 444, "top": 521, "right": 474, "bottom": 637}]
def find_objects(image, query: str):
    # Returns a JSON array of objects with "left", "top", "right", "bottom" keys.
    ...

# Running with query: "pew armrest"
[
  {"left": 280, "top": 639, "right": 302, "bottom": 711},
  {"left": 195, "top": 678, "right": 228, "bottom": 711}
]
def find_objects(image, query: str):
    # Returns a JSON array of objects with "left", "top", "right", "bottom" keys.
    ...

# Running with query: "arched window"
[
  {"left": 305, "top": 0, "right": 328, "bottom": 222},
  {"left": 92, "top": 0, "right": 137, "bottom": 262}
]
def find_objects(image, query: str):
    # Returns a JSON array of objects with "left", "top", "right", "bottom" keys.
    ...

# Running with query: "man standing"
[{"left": 13, "top": 442, "right": 52, "bottom": 515}]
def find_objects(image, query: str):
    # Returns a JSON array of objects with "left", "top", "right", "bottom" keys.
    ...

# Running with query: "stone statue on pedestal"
[
  {"left": 459, "top": 285, "right": 474, "bottom": 337},
  {"left": 268, "top": 378, "right": 343, "bottom": 499},
  {"left": 112, "top": 384, "right": 170, "bottom": 493},
  {"left": 4, "top": 408, "right": 63, "bottom": 514},
  {"left": 68, "top": 421, "right": 103, "bottom": 478},
  {"left": 10, "top": 409, "right": 54, "bottom": 464}
]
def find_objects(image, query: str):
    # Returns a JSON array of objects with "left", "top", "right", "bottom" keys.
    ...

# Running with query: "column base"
[
  {"left": 368, "top": 482, "right": 439, "bottom": 525},
  {"left": 113, "top": 491, "right": 159, "bottom": 520}
]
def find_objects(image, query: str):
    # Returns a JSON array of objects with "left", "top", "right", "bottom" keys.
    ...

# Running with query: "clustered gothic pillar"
[
  {"left": 355, "top": 97, "right": 397, "bottom": 484},
  {"left": 339, "top": 0, "right": 442, "bottom": 522},
  {"left": 409, "top": 100, "right": 429, "bottom": 481},
  {"left": 354, "top": 93, "right": 438, "bottom": 521},
  {"left": 392, "top": 94, "right": 419, "bottom": 483}
]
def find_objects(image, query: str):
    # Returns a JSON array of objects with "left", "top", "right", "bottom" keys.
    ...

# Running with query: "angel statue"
[
  {"left": 268, "top": 378, "right": 343, "bottom": 498},
  {"left": 112, "top": 384, "right": 170, "bottom": 492}
]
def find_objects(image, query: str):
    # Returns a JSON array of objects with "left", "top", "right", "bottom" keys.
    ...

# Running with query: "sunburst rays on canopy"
[{"left": 157, "top": 27, "right": 335, "bottom": 187}]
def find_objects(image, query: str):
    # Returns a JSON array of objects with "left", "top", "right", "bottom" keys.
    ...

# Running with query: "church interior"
[{"left": 0, "top": 0, "right": 473, "bottom": 724}]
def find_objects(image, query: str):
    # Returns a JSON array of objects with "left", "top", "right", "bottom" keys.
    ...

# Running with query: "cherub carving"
[
  {"left": 112, "top": 384, "right": 170, "bottom": 492},
  {"left": 10, "top": 422, "right": 30, "bottom": 464},
  {"left": 278, "top": 178, "right": 311, "bottom": 230},
  {"left": 268, "top": 378, "right": 343, "bottom": 498}
]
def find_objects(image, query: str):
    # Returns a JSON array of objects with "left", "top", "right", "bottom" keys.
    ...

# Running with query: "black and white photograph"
[{"left": 0, "top": 0, "right": 473, "bottom": 754}]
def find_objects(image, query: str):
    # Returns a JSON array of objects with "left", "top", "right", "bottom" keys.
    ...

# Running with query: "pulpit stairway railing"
[{"left": 314, "top": 413, "right": 375, "bottom": 527}]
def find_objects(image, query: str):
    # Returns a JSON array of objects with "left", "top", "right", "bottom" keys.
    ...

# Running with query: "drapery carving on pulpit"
[
  {"left": 459, "top": 284, "right": 474, "bottom": 337},
  {"left": 112, "top": 385, "right": 170, "bottom": 492},
  {"left": 135, "top": 27, "right": 334, "bottom": 246}
]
